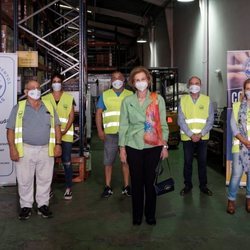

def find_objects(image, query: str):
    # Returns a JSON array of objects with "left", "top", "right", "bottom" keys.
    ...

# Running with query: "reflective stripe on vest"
[
  {"left": 231, "top": 102, "right": 250, "bottom": 153},
  {"left": 180, "top": 128, "right": 202, "bottom": 134},
  {"left": 59, "top": 117, "right": 68, "bottom": 123},
  {"left": 185, "top": 118, "right": 206, "bottom": 124},
  {"left": 102, "top": 111, "right": 120, "bottom": 118},
  {"left": 15, "top": 100, "right": 56, "bottom": 157},
  {"left": 103, "top": 122, "right": 120, "bottom": 128},
  {"left": 42, "top": 92, "right": 74, "bottom": 142},
  {"left": 180, "top": 94, "right": 210, "bottom": 141},
  {"left": 103, "top": 89, "right": 133, "bottom": 134}
]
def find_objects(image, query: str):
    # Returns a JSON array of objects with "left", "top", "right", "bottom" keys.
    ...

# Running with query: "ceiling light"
[
  {"left": 177, "top": 0, "right": 195, "bottom": 2},
  {"left": 137, "top": 37, "right": 147, "bottom": 43},
  {"left": 137, "top": 28, "right": 147, "bottom": 43}
]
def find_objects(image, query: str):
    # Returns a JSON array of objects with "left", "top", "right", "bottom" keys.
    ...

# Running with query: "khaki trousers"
[{"left": 15, "top": 144, "right": 54, "bottom": 208}]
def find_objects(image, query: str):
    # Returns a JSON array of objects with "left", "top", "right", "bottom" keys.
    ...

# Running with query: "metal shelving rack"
[{"left": 12, "top": 0, "right": 87, "bottom": 156}]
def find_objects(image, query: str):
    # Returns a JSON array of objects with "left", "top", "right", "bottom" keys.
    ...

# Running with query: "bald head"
[{"left": 25, "top": 80, "right": 40, "bottom": 90}]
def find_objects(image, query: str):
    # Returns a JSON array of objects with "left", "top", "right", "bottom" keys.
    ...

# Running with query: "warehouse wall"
[
  {"left": 173, "top": 0, "right": 250, "bottom": 108},
  {"left": 173, "top": 1, "right": 203, "bottom": 86}
]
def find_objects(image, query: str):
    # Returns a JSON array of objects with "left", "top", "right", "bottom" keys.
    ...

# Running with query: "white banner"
[
  {"left": 0, "top": 53, "right": 17, "bottom": 186},
  {"left": 226, "top": 50, "right": 250, "bottom": 185}
]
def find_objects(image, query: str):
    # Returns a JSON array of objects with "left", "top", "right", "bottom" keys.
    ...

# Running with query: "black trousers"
[
  {"left": 126, "top": 146, "right": 162, "bottom": 221},
  {"left": 182, "top": 140, "right": 208, "bottom": 189}
]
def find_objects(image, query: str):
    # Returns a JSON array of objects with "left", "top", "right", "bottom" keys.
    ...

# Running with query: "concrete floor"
[{"left": 1, "top": 135, "right": 250, "bottom": 250}]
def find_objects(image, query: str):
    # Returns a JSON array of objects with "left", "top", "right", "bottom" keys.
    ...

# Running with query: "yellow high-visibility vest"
[
  {"left": 15, "top": 100, "right": 55, "bottom": 157},
  {"left": 103, "top": 89, "right": 133, "bottom": 134},
  {"left": 180, "top": 94, "right": 210, "bottom": 141},
  {"left": 43, "top": 92, "right": 74, "bottom": 142},
  {"left": 231, "top": 102, "right": 250, "bottom": 153}
]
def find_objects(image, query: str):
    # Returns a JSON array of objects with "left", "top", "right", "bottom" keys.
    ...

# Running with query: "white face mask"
[
  {"left": 52, "top": 82, "right": 62, "bottom": 92},
  {"left": 245, "top": 90, "right": 250, "bottom": 99},
  {"left": 28, "top": 89, "right": 41, "bottom": 100},
  {"left": 112, "top": 80, "right": 123, "bottom": 90},
  {"left": 189, "top": 85, "right": 201, "bottom": 94},
  {"left": 135, "top": 81, "right": 148, "bottom": 92}
]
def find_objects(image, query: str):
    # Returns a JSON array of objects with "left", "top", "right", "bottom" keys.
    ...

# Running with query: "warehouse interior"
[{"left": 1, "top": 0, "right": 250, "bottom": 249}]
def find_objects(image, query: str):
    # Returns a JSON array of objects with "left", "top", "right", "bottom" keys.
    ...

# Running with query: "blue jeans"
[
  {"left": 228, "top": 153, "right": 250, "bottom": 201},
  {"left": 182, "top": 140, "right": 208, "bottom": 189},
  {"left": 61, "top": 141, "right": 73, "bottom": 189}
]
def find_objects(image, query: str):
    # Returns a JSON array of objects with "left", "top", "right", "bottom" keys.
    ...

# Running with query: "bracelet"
[
  {"left": 163, "top": 145, "right": 168, "bottom": 149},
  {"left": 56, "top": 142, "right": 62, "bottom": 145}
]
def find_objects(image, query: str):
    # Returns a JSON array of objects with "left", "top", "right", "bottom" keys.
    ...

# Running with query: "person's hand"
[
  {"left": 196, "top": 133, "right": 202, "bottom": 141},
  {"left": 243, "top": 140, "right": 250, "bottom": 149},
  {"left": 9, "top": 146, "right": 19, "bottom": 161},
  {"left": 97, "top": 130, "right": 106, "bottom": 141},
  {"left": 119, "top": 147, "right": 127, "bottom": 164},
  {"left": 191, "top": 134, "right": 201, "bottom": 142},
  {"left": 160, "top": 147, "right": 168, "bottom": 160},
  {"left": 61, "top": 130, "right": 67, "bottom": 136},
  {"left": 54, "top": 145, "right": 62, "bottom": 157}
]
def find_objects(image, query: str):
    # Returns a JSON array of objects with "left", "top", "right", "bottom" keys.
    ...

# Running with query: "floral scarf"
[
  {"left": 238, "top": 99, "right": 250, "bottom": 172},
  {"left": 144, "top": 92, "right": 163, "bottom": 146}
]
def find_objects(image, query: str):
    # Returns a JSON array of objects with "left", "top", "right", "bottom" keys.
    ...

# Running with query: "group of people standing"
[
  {"left": 96, "top": 67, "right": 214, "bottom": 226},
  {"left": 6, "top": 65, "right": 250, "bottom": 223},
  {"left": 97, "top": 66, "right": 250, "bottom": 224}
]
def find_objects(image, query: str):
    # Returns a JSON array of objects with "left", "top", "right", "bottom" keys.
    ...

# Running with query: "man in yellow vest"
[
  {"left": 96, "top": 71, "right": 133, "bottom": 198},
  {"left": 178, "top": 76, "right": 214, "bottom": 196},
  {"left": 43, "top": 73, "right": 75, "bottom": 200},
  {"left": 6, "top": 80, "right": 62, "bottom": 220}
]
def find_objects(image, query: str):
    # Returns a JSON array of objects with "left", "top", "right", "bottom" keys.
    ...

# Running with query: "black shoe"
[
  {"left": 101, "top": 186, "right": 113, "bottom": 198},
  {"left": 133, "top": 219, "right": 142, "bottom": 225},
  {"left": 37, "top": 205, "right": 53, "bottom": 218},
  {"left": 122, "top": 185, "right": 131, "bottom": 196},
  {"left": 19, "top": 207, "right": 32, "bottom": 220},
  {"left": 200, "top": 187, "right": 213, "bottom": 196},
  {"left": 146, "top": 218, "right": 156, "bottom": 225},
  {"left": 180, "top": 186, "right": 192, "bottom": 196}
]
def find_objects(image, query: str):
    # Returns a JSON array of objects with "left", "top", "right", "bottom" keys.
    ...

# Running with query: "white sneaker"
[{"left": 64, "top": 189, "right": 72, "bottom": 200}]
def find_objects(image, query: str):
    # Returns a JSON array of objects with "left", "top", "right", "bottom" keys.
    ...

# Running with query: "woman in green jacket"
[{"left": 119, "top": 66, "right": 169, "bottom": 225}]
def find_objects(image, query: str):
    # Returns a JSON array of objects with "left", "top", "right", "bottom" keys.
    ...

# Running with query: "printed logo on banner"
[
  {"left": 227, "top": 89, "right": 242, "bottom": 108},
  {"left": 0, "top": 73, "right": 7, "bottom": 102},
  {"left": 0, "top": 54, "right": 17, "bottom": 185},
  {"left": 0, "top": 67, "right": 11, "bottom": 104}
]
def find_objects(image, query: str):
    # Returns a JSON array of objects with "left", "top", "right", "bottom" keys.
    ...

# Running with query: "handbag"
[{"left": 154, "top": 159, "right": 175, "bottom": 196}]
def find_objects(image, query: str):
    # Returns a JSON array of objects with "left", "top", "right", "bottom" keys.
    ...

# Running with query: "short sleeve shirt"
[{"left": 6, "top": 101, "right": 60, "bottom": 146}]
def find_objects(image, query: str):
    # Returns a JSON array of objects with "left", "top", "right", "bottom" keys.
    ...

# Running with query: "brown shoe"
[
  {"left": 246, "top": 198, "right": 250, "bottom": 213},
  {"left": 227, "top": 200, "right": 235, "bottom": 214}
]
